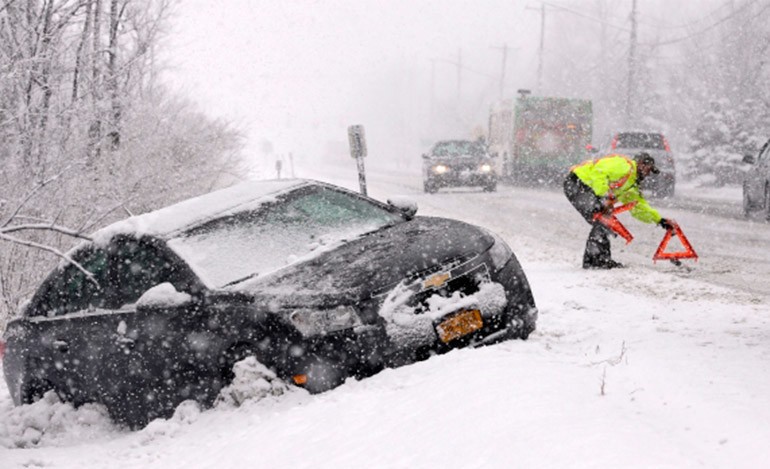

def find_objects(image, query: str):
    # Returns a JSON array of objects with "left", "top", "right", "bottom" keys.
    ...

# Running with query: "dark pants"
[{"left": 563, "top": 173, "right": 615, "bottom": 268}]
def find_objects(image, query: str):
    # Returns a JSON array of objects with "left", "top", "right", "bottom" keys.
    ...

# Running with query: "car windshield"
[
  {"left": 432, "top": 141, "right": 486, "bottom": 157},
  {"left": 615, "top": 133, "right": 666, "bottom": 150},
  {"left": 167, "top": 185, "right": 404, "bottom": 288}
]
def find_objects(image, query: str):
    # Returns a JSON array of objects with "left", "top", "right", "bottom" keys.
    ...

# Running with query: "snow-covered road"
[{"left": 2, "top": 164, "right": 769, "bottom": 468}]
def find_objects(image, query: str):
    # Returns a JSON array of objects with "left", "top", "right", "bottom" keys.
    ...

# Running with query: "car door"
[
  {"left": 23, "top": 245, "right": 117, "bottom": 405},
  {"left": 94, "top": 235, "right": 206, "bottom": 424}
]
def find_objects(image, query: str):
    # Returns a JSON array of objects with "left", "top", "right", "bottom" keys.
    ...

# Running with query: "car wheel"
[
  {"left": 296, "top": 355, "right": 347, "bottom": 394},
  {"left": 483, "top": 181, "right": 497, "bottom": 192},
  {"left": 222, "top": 343, "right": 269, "bottom": 384},
  {"left": 21, "top": 377, "right": 54, "bottom": 404},
  {"left": 423, "top": 180, "right": 438, "bottom": 193}
]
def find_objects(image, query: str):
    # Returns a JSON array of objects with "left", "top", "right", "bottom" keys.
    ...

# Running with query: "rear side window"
[
  {"left": 28, "top": 237, "right": 191, "bottom": 317},
  {"left": 616, "top": 133, "right": 666, "bottom": 150},
  {"left": 31, "top": 247, "right": 111, "bottom": 317}
]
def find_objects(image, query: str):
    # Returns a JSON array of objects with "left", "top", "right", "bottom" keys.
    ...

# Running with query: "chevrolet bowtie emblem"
[{"left": 423, "top": 272, "right": 450, "bottom": 289}]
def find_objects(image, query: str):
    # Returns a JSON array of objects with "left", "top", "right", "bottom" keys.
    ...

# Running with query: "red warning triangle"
[
  {"left": 653, "top": 221, "right": 698, "bottom": 262},
  {"left": 592, "top": 202, "right": 637, "bottom": 244}
]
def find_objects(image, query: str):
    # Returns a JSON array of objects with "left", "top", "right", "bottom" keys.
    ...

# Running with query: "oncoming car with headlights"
[
  {"left": 1, "top": 179, "right": 537, "bottom": 428},
  {"left": 422, "top": 140, "right": 498, "bottom": 193}
]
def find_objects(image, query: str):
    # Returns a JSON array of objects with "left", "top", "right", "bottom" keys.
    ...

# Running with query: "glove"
[
  {"left": 599, "top": 198, "right": 615, "bottom": 215},
  {"left": 659, "top": 218, "right": 674, "bottom": 230}
]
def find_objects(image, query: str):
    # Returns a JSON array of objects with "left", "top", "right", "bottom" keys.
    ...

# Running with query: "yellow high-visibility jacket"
[{"left": 571, "top": 154, "right": 662, "bottom": 224}]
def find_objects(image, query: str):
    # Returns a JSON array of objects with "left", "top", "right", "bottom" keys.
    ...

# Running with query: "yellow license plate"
[{"left": 436, "top": 309, "right": 483, "bottom": 343}]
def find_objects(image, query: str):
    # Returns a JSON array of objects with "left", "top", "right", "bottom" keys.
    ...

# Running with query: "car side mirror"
[
  {"left": 387, "top": 196, "right": 418, "bottom": 220},
  {"left": 422, "top": 153, "right": 430, "bottom": 160},
  {"left": 586, "top": 144, "right": 599, "bottom": 154},
  {"left": 136, "top": 282, "right": 194, "bottom": 311},
  {"left": 743, "top": 154, "right": 756, "bottom": 165}
]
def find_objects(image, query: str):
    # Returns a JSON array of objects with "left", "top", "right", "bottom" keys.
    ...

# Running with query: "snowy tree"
[{"left": 0, "top": 1, "right": 245, "bottom": 326}]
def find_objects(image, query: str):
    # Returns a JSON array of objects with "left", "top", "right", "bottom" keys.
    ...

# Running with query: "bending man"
[{"left": 563, "top": 152, "right": 672, "bottom": 269}]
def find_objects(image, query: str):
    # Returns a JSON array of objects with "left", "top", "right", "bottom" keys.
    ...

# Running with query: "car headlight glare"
[
  {"left": 480, "top": 163, "right": 492, "bottom": 173},
  {"left": 289, "top": 306, "right": 363, "bottom": 336},
  {"left": 487, "top": 232, "right": 513, "bottom": 271},
  {"left": 433, "top": 164, "right": 449, "bottom": 174}
]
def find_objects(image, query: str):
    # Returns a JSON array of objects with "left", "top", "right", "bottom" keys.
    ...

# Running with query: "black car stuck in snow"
[{"left": 2, "top": 179, "right": 537, "bottom": 427}]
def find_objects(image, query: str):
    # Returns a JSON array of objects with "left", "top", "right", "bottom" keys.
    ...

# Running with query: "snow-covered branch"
[
  {"left": 0, "top": 233, "right": 96, "bottom": 285},
  {"left": 1, "top": 223, "right": 92, "bottom": 241}
]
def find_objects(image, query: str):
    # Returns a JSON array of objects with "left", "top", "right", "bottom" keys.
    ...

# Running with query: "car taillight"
[
  {"left": 663, "top": 136, "right": 671, "bottom": 152},
  {"left": 610, "top": 135, "right": 618, "bottom": 149}
]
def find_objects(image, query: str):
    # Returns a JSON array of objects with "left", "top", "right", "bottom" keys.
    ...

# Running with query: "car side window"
[
  {"left": 31, "top": 247, "right": 111, "bottom": 317},
  {"left": 28, "top": 238, "right": 192, "bottom": 317},
  {"left": 108, "top": 238, "right": 182, "bottom": 308}
]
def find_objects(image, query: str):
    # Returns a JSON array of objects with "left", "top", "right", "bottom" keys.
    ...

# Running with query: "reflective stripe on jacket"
[{"left": 571, "top": 154, "right": 662, "bottom": 224}]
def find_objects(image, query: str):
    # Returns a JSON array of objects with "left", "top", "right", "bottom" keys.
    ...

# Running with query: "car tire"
[
  {"left": 296, "top": 355, "right": 347, "bottom": 394},
  {"left": 423, "top": 180, "right": 438, "bottom": 193},
  {"left": 483, "top": 181, "right": 497, "bottom": 192},
  {"left": 21, "top": 377, "right": 54, "bottom": 404}
]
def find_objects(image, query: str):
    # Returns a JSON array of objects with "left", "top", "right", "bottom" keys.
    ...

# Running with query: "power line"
[{"left": 640, "top": 0, "right": 767, "bottom": 46}]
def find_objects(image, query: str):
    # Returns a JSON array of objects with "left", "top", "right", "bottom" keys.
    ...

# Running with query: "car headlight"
[
  {"left": 487, "top": 232, "right": 513, "bottom": 271},
  {"left": 480, "top": 163, "right": 492, "bottom": 173},
  {"left": 289, "top": 306, "right": 363, "bottom": 336},
  {"left": 433, "top": 164, "right": 449, "bottom": 174}
]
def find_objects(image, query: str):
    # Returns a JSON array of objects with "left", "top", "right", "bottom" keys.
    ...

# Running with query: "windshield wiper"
[{"left": 222, "top": 272, "right": 259, "bottom": 288}]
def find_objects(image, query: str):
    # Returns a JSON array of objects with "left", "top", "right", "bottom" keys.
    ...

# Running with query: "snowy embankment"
[{"left": 2, "top": 164, "right": 769, "bottom": 468}]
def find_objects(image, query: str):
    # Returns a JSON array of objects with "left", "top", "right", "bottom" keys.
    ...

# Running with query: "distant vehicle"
[
  {"left": 488, "top": 91, "right": 593, "bottom": 183},
  {"left": 606, "top": 131, "right": 676, "bottom": 198},
  {"left": 2, "top": 179, "right": 537, "bottom": 428},
  {"left": 742, "top": 137, "right": 770, "bottom": 220},
  {"left": 422, "top": 140, "right": 498, "bottom": 193}
]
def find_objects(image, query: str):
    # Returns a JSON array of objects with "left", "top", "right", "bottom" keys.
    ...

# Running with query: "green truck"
[{"left": 488, "top": 91, "right": 593, "bottom": 183}]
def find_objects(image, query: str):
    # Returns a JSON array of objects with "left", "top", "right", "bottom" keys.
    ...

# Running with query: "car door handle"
[
  {"left": 115, "top": 336, "right": 135, "bottom": 348},
  {"left": 52, "top": 340, "right": 69, "bottom": 353}
]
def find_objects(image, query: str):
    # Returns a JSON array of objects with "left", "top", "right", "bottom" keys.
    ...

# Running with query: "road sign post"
[{"left": 348, "top": 125, "right": 368, "bottom": 196}]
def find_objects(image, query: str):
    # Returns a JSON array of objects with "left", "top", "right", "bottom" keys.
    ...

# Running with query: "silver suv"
[
  {"left": 742, "top": 138, "right": 770, "bottom": 220},
  {"left": 607, "top": 131, "right": 676, "bottom": 198}
]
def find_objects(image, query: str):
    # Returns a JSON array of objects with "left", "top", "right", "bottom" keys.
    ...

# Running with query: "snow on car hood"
[{"left": 231, "top": 216, "right": 495, "bottom": 305}]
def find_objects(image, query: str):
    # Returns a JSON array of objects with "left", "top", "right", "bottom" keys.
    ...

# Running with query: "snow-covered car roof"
[{"left": 89, "top": 179, "right": 309, "bottom": 246}]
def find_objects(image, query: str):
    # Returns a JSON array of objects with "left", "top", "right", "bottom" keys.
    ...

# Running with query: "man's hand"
[
  {"left": 600, "top": 198, "right": 615, "bottom": 215},
  {"left": 659, "top": 218, "right": 674, "bottom": 230}
]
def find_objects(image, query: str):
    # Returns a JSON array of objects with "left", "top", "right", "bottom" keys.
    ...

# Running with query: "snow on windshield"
[{"left": 168, "top": 186, "right": 403, "bottom": 288}]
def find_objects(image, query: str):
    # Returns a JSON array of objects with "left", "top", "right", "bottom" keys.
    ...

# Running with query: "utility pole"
[
  {"left": 492, "top": 43, "right": 509, "bottom": 99},
  {"left": 525, "top": 4, "right": 547, "bottom": 92},
  {"left": 456, "top": 48, "right": 462, "bottom": 103},
  {"left": 625, "top": 0, "right": 638, "bottom": 126},
  {"left": 537, "top": 3, "right": 545, "bottom": 91},
  {"left": 429, "top": 59, "right": 436, "bottom": 130}
]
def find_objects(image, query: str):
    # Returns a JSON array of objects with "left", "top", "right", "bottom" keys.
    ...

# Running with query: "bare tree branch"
[
  {"left": 0, "top": 233, "right": 97, "bottom": 286},
  {"left": 1, "top": 169, "right": 70, "bottom": 228},
  {"left": 1, "top": 223, "right": 92, "bottom": 240}
]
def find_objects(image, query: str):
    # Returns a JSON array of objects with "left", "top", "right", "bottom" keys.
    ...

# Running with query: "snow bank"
[{"left": 0, "top": 391, "right": 120, "bottom": 449}]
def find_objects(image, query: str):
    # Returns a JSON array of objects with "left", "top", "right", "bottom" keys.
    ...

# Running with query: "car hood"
[{"left": 228, "top": 216, "right": 494, "bottom": 306}]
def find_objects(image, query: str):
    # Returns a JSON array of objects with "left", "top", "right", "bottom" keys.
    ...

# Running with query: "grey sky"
[{"left": 162, "top": 1, "right": 716, "bottom": 174}]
